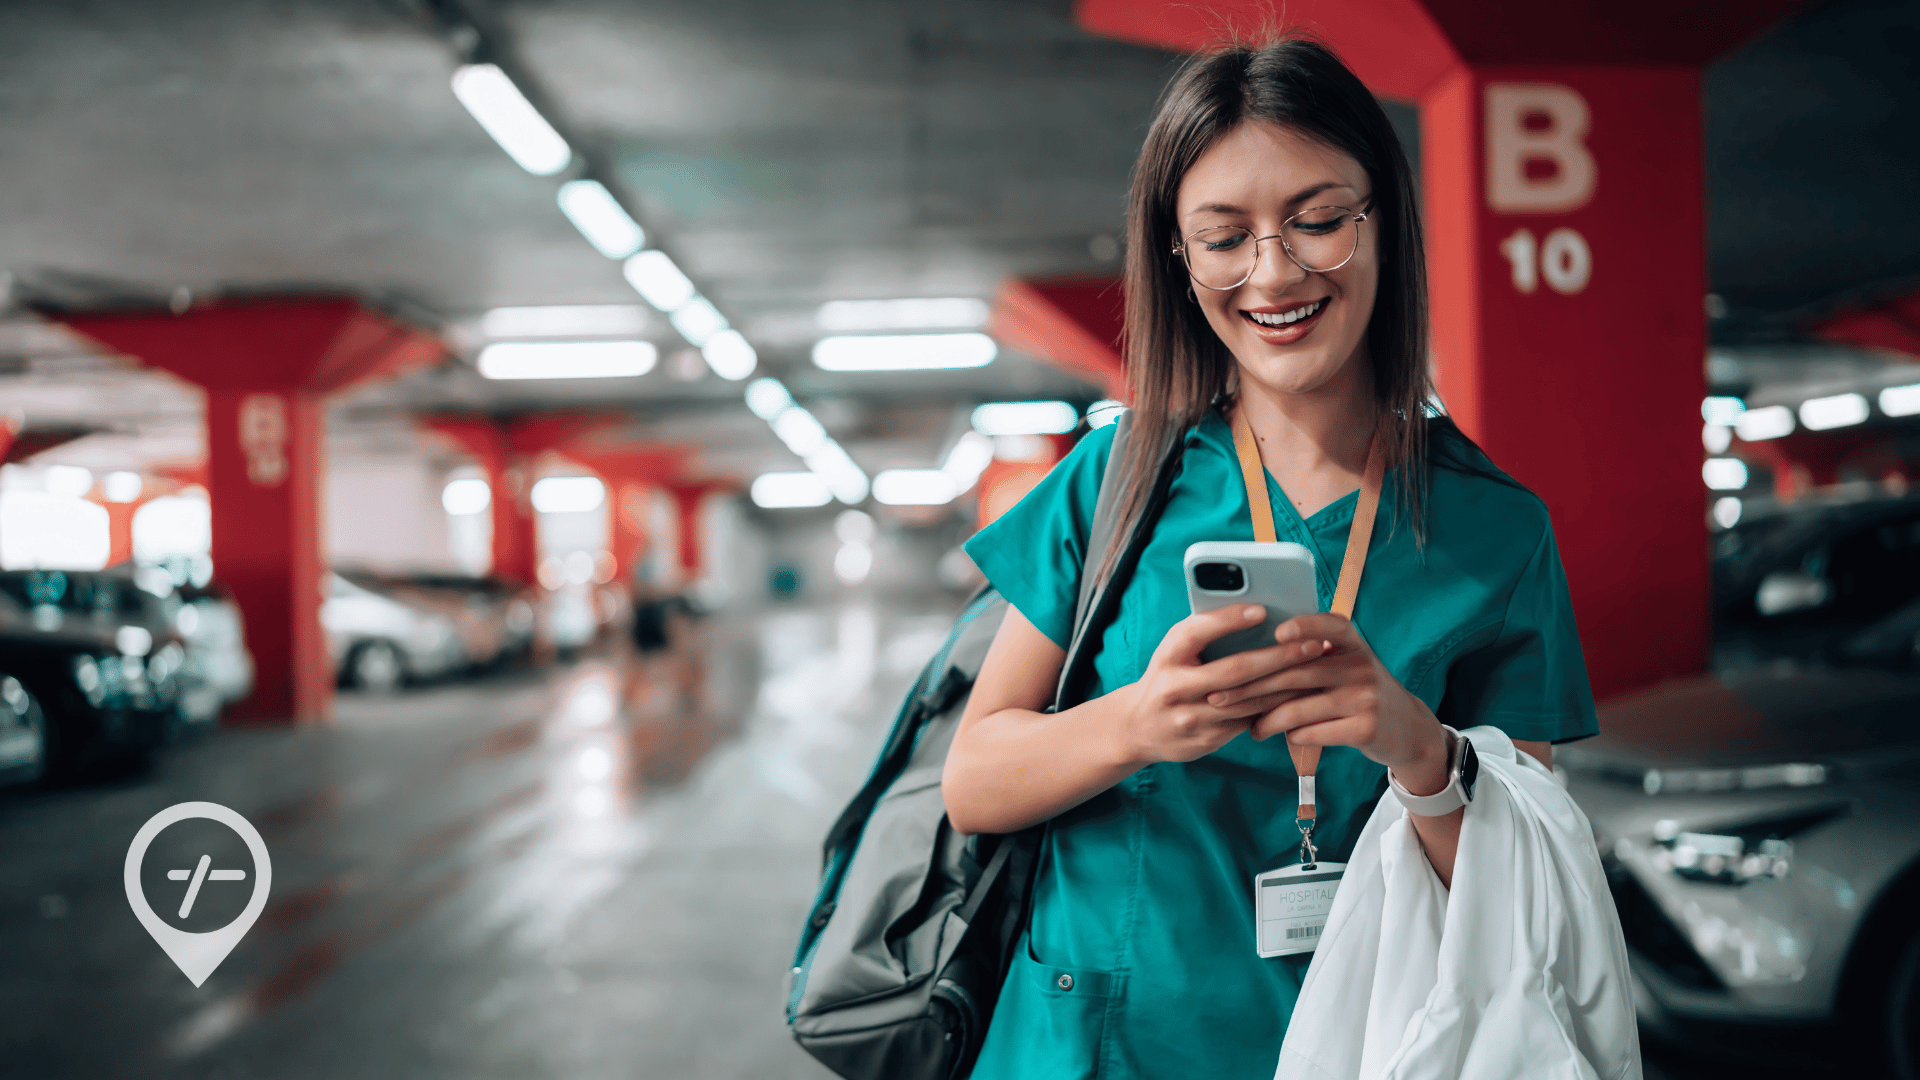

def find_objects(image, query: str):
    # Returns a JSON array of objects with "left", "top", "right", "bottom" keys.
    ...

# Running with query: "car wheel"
[
  {"left": 1892, "top": 930, "right": 1920, "bottom": 1080},
  {"left": 350, "top": 641, "right": 406, "bottom": 693},
  {"left": 0, "top": 678, "right": 48, "bottom": 786}
]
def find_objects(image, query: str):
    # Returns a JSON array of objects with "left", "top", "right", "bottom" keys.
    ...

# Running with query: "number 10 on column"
[{"left": 1500, "top": 227, "right": 1591, "bottom": 296}]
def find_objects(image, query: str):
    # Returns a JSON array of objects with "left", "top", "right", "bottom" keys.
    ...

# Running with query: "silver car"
[
  {"left": 321, "top": 573, "right": 465, "bottom": 692},
  {"left": 1561, "top": 666, "right": 1920, "bottom": 1075}
]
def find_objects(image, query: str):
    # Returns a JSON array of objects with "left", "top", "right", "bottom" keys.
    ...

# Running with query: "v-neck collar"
[{"left": 1198, "top": 410, "right": 1368, "bottom": 605}]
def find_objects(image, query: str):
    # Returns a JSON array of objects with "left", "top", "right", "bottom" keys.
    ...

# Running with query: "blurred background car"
[
  {"left": 0, "top": 672, "right": 49, "bottom": 788},
  {"left": 169, "top": 579, "right": 254, "bottom": 725},
  {"left": 1561, "top": 667, "right": 1920, "bottom": 1076},
  {"left": 321, "top": 572, "right": 467, "bottom": 692},
  {"left": 0, "top": 574, "right": 187, "bottom": 774},
  {"left": 1712, "top": 494, "right": 1920, "bottom": 672},
  {"left": 334, "top": 568, "right": 536, "bottom": 669}
]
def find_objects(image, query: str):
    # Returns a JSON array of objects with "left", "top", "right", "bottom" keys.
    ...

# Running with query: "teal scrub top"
[{"left": 961, "top": 409, "right": 1599, "bottom": 1080}]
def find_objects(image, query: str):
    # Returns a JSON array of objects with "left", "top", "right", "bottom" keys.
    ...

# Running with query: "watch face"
[{"left": 1459, "top": 737, "right": 1479, "bottom": 800}]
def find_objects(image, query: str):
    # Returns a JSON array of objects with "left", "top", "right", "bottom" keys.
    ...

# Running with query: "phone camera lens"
[{"left": 1194, "top": 562, "right": 1245, "bottom": 592}]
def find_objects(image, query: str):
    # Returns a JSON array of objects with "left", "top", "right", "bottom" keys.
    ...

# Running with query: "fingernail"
[
  {"left": 1208, "top": 693, "right": 1227, "bottom": 706},
  {"left": 1243, "top": 605, "right": 1263, "bottom": 620},
  {"left": 1302, "top": 641, "right": 1319, "bottom": 655}
]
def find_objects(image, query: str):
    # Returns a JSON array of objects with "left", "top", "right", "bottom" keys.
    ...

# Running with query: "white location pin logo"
[{"left": 124, "top": 801, "right": 272, "bottom": 987}]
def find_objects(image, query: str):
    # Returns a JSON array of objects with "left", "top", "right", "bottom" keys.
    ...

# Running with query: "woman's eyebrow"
[{"left": 1287, "top": 181, "right": 1355, "bottom": 205}]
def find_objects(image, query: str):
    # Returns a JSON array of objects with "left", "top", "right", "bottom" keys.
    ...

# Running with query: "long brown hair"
[{"left": 1095, "top": 35, "right": 1432, "bottom": 589}]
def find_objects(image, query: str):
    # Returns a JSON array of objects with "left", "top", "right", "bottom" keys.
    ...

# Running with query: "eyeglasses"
[{"left": 1174, "top": 204, "right": 1371, "bottom": 291}]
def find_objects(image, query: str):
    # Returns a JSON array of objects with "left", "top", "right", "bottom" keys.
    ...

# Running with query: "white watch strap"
[{"left": 1388, "top": 727, "right": 1468, "bottom": 816}]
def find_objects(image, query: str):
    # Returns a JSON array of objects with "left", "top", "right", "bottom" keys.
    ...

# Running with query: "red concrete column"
[
  {"left": 57, "top": 299, "right": 443, "bottom": 723},
  {"left": 561, "top": 444, "right": 696, "bottom": 587},
  {"left": 1070, "top": 0, "right": 1802, "bottom": 700},
  {"left": 664, "top": 481, "right": 732, "bottom": 580},
  {"left": 421, "top": 418, "right": 537, "bottom": 586}
]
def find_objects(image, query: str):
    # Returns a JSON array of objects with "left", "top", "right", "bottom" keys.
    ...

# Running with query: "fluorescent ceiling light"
[
  {"left": 531, "top": 476, "right": 606, "bottom": 514},
  {"left": 701, "top": 329, "right": 756, "bottom": 381},
  {"left": 1702, "top": 458, "right": 1750, "bottom": 491},
  {"left": 803, "top": 441, "right": 870, "bottom": 504},
  {"left": 745, "top": 377, "right": 793, "bottom": 420},
  {"left": 441, "top": 478, "right": 492, "bottom": 515},
  {"left": 750, "top": 472, "right": 831, "bottom": 509},
  {"left": 557, "top": 180, "right": 645, "bottom": 259},
  {"left": 972, "top": 401, "right": 1078, "bottom": 436},
  {"left": 1700, "top": 396, "right": 1746, "bottom": 427},
  {"left": 1881, "top": 384, "right": 1920, "bottom": 418},
  {"left": 1798, "top": 392, "right": 1869, "bottom": 432},
  {"left": 813, "top": 333, "right": 998, "bottom": 372},
  {"left": 44, "top": 465, "right": 93, "bottom": 498},
  {"left": 1734, "top": 404, "right": 1794, "bottom": 442},
  {"left": 874, "top": 469, "right": 958, "bottom": 506},
  {"left": 771, "top": 407, "right": 829, "bottom": 456},
  {"left": 450, "top": 63, "right": 571, "bottom": 176},
  {"left": 477, "top": 340, "right": 657, "bottom": 380},
  {"left": 669, "top": 297, "right": 728, "bottom": 348},
  {"left": 623, "top": 251, "right": 695, "bottom": 312},
  {"left": 817, "top": 297, "right": 991, "bottom": 332},
  {"left": 103, "top": 471, "right": 143, "bottom": 504},
  {"left": 1702, "top": 423, "right": 1732, "bottom": 454},
  {"left": 941, "top": 431, "right": 995, "bottom": 491},
  {"left": 1712, "top": 496, "right": 1742, "bottom": 529},
  {"left": 479, "top": 305, "right": 650, "bottom": 338}
]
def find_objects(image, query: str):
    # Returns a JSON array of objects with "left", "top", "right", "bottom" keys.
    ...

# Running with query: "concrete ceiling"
[{"left": 0, "top": 0, "right": 1914, "bottom": 479}]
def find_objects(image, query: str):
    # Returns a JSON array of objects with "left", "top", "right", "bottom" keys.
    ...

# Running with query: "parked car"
[
  {"left": 1561, "top": 666, "right": 1920, "bottom": 1074},
  {"left": 335, "top": 568, "right": 535, "bottom": 668},
  {"left": 1714, "top": 493, "right": 1920, "bottom": 672},
  {"left": 171, "top": 579, "right": 254, "bottom": 724},
  {"left": 0, "top": 671, "right": 49, "bottom": 788},
  {"left": 322, "top": 573, "right": 465, "bottom": 692},
  {"left": 0, "top": 579, "right": 186, "bottom": 775}
]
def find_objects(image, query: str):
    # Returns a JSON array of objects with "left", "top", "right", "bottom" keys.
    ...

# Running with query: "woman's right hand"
[{"left": 1112, "top": 604, "right": 1328, "bottom": 767}]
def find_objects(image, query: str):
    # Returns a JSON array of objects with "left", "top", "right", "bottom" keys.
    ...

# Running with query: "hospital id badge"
[{"left": 1254, "top": 862, "right": 1345, "bottom": 957}]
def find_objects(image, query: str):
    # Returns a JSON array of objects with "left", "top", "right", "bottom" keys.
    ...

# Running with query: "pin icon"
[{"left": 124, "top": 801, "right": 272, "bottom": 987}]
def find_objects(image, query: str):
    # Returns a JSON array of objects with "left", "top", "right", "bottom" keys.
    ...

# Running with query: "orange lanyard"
[{"left": 1229, "top": 408, "right": 1385, "bottom": 831}]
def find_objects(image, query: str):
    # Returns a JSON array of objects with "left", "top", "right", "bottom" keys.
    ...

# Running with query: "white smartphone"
[{"left": 1184, "top": 542, "right": 1319, "bottom": 663}]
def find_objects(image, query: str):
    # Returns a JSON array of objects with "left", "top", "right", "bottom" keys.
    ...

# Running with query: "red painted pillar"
[
  {"left": 58, "top": 299, "right": 443, "bottom": 722},
  {"left": 561, "top": 444, "right": 696, "bottom": 586},
  {"left": 663, "top": 481, "right": 732, "bottom": 580},
  {"left": 1072, "top": 0, "right": 1802, "bottom": 700},
  {"left": 422, "top": 418, "right": 537, "bottom": 586}
]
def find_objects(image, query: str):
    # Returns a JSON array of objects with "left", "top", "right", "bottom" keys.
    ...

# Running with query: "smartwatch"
[{"left": 1388, "top": 725, "right": 1478, "bottom": 816}]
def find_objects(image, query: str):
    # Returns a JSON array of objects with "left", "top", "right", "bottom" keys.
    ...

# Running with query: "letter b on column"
[{"left": 1485, "top": 84, "right": 1595, "bottom": 214}]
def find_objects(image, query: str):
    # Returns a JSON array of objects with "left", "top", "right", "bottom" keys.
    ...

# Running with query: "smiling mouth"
[{"left": 1242, "top": 298, "right": 1329, "bottom": 328}]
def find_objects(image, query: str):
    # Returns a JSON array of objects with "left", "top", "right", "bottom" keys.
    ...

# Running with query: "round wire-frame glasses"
[{"left": 1174, "top": 204, "right": 1371, "bottom": 290}]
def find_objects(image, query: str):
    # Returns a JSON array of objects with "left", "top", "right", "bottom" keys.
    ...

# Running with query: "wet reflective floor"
[
  {"left": 0, "top": 595, "right": 1793, "bottom": 1080},
  {"left": 2, "top": 600, "right": 961, "bottom": 1079}
]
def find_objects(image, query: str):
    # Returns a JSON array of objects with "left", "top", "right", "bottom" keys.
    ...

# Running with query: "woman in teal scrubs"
[{"left": 944, "top": 37, "right": 1599, "bottom": 1080}]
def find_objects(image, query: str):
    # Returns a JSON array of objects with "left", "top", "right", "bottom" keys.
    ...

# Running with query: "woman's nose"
[{"left": 1247, "top": 235, "right": 1308, "bottom": 293}]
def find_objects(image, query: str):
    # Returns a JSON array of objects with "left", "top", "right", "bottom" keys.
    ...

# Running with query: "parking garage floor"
[{"left": 2, "top": 597, "right": 1780, "bottom": 1080}]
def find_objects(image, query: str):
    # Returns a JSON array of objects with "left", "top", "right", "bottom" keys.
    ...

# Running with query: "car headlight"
[
  {"left": 1641, "top": 803, "right": 1848, "bottom": 886},
  {"left": 71, "top": 655, "right": 106, "bottom": 706}
]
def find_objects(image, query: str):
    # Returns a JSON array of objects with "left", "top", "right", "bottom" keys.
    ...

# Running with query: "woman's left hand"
[{"left": 1206, "top": 613, "right": 1448, "bottom": 781}]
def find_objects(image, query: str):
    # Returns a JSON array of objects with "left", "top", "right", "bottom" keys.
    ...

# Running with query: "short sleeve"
[
  {"left": 962, "top": 423, "right": 1118, "bottom": 649},
  {"left": 1438, "top": 524, "right": 1601, "bottom": 744}
]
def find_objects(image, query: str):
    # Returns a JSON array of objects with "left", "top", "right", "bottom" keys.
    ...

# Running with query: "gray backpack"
[{"left": 786, "top": 412, "right": 1184, "bottom": 1080}]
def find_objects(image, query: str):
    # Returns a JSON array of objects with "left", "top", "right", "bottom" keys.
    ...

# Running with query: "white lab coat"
[{"left": 1276, "top": 726, "right": 1641, "bottom": 1080}]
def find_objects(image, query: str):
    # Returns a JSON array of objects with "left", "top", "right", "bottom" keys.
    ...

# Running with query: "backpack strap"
[{"left": 1053, "top": 411, "right": 1185, "bottom": 712}]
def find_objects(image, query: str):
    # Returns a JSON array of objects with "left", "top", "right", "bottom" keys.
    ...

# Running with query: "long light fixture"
[
  {"left": 103, "top": 471, "right": 144, "bottom": 504},
  {"left": 441, "top": 478, "right": 493, "bottom": 515},
  {"left": 669, "top": 297, "right": 728, "bottom": 347},
  {"left": 1734, "top": 405, "right": 1794, "bottom": 442},
  {"left": 477, "top": 341, "right": 657, "bottom": 380},
  {"left": 701, "top": 329, "right": 756, "bottom": 381},
  {"left": 1882, "top": 384, "right": 1920, "bottom": 417},
  {"left": 873, "top": 470, "right": 955, "bottom": 506},
  {"left": 745, "top": 378, "right": 793, "bottom": 420},
  {"left": 771, "top": 407, "right": 829, "bottom": 456},
  {"left": 813, "top": 333, "right": 998, "bottom": 372},
  {"left": 531, "top": 476, "right": 606, "bottom": 514},
  {"left": 802, "top": 440, "right": 870, "bottom": 504},
  {"left": 557, "top": 180, "right": 645, "bottom": 258},
  {"left": 942, "top": 431, "right": 994, "bottom": 491},
  {"left": 1703, "top": 458, "right": 1750, "bottom": 491},
  {"left": 623, "top": 251, "right": 696, "bottom": 312},
  {"left": 1701, "top": 396, "right": 1746, "bottom": 427},
  {"left": 816, "top": 297, "right": 990, "bottom": 332},
  {"left": 1799, "top": 392, "right": 1869, "bottom": 431},
  {"left": 750, "top": 472, "right": 831, "bottom": 509},
  {"left": 972, "top": 401, "right": 1077, "bottom": 436},
  {"left": 479, "top": 305, "right": 650, "bottom": 338},
  {"left": 450, "top": 63, "right": 571, "bottom": 176}
]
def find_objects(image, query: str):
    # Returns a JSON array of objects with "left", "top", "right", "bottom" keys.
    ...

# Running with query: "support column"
[
  {"left": 58, "top": 299, "right": 443, "bottom": 723},
  {"left": 1071, "top": 0, "right": 1802, "bottom": 700},
  {"left": 561, "top": 444, "right": 696, "bottom": 587},
  {"left": 421, "top": 418, "right": 537, "bottom": 586},
  {"left": 664, "top": 481, "right": 731, "bottom": 581}
]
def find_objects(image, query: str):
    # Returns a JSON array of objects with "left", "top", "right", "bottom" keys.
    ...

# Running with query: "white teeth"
[{"left": 1247, "top": 299, "right": 1326, "bottom": 327}]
